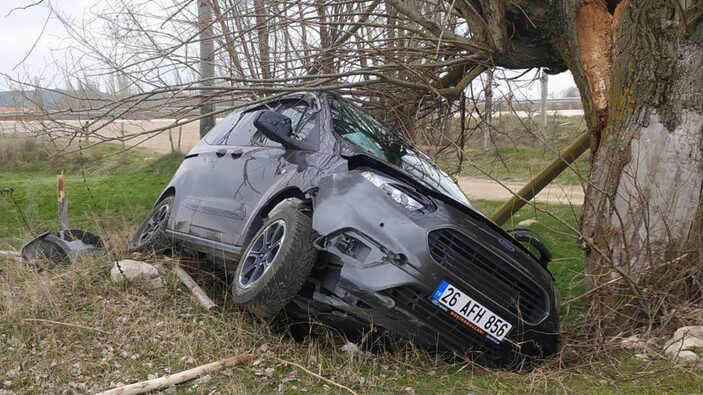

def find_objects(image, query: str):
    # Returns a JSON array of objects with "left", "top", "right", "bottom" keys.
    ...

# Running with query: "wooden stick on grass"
[
  {"left": 57, "top": 174, "right": 69, "bottom": 233},
  {"left": 95, "top": 353, "right": 252, "bottom": 395},
  {"left": 175, "top": 266, "right": 216, "bottom": 309}
]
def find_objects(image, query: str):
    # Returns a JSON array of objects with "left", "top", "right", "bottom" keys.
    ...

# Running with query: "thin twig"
[
  {"left": 276, "top": 358, "right": 359, "bottom": 395},
  {"left": 21, "top": 318, "right": 112, "bottom": 334}
]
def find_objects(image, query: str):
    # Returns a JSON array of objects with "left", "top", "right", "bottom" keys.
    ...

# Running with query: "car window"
[
  {"left": 331, "top": 96, "right": 471, "bottom": 206},
  {"left": 225, "top": 111, "right": 262, "bottom": 146},
  {"left": 203, "top": 111, "right": 240, "bottom": 145},
  {"left": 277, "top": 102, "right": 316, "bottom": 141},
  {"left": 224, "top": 100, "right": 316, "bottom": 147}
]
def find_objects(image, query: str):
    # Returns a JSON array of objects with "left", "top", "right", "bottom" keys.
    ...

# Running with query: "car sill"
[{"left": 166, "top": 229, "right": 242, "bottom": 260}]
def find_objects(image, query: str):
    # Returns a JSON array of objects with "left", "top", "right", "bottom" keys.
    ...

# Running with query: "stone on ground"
[
  {"left": 110, "top": 259, "right": 164, "bottom": 290},
  {"left": 621, "top": 335, "right": 647, "bottom": 350},
  {"left": 663, "top": 326, "right": 703, "bottom": 364},
  {"left": 516, "top": 218, "right": 538, "bottom": 227}
]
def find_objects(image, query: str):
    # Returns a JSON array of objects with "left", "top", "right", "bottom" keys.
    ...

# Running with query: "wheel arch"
[
  {"left": 155, "top": 186, "right": 176, "bottom": 206},
  {"left": 241, "top": 187, "right": 310, "bottom": 247}
]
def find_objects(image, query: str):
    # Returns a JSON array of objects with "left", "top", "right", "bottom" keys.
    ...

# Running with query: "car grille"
[
  {"left": 384, "top": 286, "right": 510, "bottom": 363},
  {"left": 428, "top": 228, "right": 548, "bottom": 324}
]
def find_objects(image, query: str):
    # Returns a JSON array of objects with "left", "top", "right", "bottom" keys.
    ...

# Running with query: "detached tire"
[
  {"left": 232, "top": 207, "right": 317, "bottom": 317},
  {"left": 129, "top": 196, "right": 173, "bottom": 254}
]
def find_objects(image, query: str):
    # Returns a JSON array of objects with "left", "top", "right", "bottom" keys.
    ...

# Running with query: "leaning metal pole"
[{"left": 491, "top": 131, "right": 591, "bottom": 226}]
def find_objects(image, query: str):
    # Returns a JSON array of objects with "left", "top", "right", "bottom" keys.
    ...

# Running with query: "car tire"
[
  {"left": 231, "top": 207, "right": 317, "bottom": 317},
  {"left": 129, "top": 196, "right": 173, "bottom": 254}
]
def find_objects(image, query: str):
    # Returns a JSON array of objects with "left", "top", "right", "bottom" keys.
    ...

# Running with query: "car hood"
[
  {"left": 342, "top": 152, "right": 548, "bottom": 269},
  {"left": 341, "top": 149, "right": 471, "bottom": 206}
]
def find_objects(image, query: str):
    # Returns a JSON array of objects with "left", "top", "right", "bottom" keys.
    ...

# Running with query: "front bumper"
[{"left": 310, "top": 171, "right": 560, "bottom": 367}]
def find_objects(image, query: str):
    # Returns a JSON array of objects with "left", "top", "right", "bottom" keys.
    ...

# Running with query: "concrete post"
[{"left": 540, "top": 69, "right": 548, "bottom": 137}]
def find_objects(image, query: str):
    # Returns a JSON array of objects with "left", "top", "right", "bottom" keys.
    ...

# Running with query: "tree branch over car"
[{"left": 7, "top": 0, "right": 703, "bottom": 335}]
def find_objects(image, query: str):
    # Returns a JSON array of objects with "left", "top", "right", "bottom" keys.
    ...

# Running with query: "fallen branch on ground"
[
  {"left": 95, "top": 353, "right": 252, "bottom": 395},
  {"left": 175, "top": 266, "right": 216, "bottom": 309}
]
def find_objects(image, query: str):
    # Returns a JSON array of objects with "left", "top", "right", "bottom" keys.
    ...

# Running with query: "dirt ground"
[
  {"left": 0, "top": 119, "right": 204, "bottom": 154},
  {"left": 1, "top": 119, "right": 585, "bottom": 205},
  {"left": 458, "top": 177, "right": 585, "bottom": 205}
]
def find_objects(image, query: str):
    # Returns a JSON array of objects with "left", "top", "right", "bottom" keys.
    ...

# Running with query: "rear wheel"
[
  {"left": 129, "top": 196, "right": 173, "bottom": 254},
  {"left": 231, "top": 207, "right": 317, "bottom": 317}
]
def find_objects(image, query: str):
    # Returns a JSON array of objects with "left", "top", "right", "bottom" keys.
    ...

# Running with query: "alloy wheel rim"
[
  {"left": 138, "top": 204, "right": 169, "bottom": 245},
  {"left": 238, "top": 219, "right": 286, "bottom": 289}
]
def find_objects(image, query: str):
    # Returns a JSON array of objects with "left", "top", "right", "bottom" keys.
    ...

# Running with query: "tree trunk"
[
  {"left": 565, "top": 0, "right": 703, "bottom": 332},
  {"left": 198, "top": 0, "right": 215, "bottom": 138},
  {"left": 254, "top": 0, "right": 271, "bottom": 80},
  {"left": 483, "top": 69, "right": 493, "bottom": 149},
  {"left": 313, "top": 0, "right": 334, "bottom": 75}
]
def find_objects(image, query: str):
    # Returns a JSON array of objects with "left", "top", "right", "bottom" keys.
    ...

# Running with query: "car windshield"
[{"left": 330, "top": 96, "right": 471, "bottom": 206}]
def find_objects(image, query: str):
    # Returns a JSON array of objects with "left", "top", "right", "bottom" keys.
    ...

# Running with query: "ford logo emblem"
[{"left": 499, "top": 238, "right": 516, "bottom": 252}]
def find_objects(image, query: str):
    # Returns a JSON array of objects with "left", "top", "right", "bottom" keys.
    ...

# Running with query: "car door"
[
  {"left": 168, "top": 111, "right": 241, "bottom": 234},
  {"left": 188, "top": 99, "right": 319, "bottom": 248}
]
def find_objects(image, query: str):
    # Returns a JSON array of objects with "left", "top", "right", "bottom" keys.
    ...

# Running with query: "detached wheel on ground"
[
  {"left": 232, "top": 207, "right": 317, "bottom": 317},
  {"left": 129, "top": 196, "right": 173, "bottom": 254}
]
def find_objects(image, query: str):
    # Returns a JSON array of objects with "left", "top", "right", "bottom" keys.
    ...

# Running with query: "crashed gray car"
[{"left": 131, "top": 92, "right": 560, "bottom": 368}]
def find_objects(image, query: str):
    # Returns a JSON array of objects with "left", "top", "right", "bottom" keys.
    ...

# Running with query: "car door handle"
[
  {"left": 215, "top": 148, "right": 227, "bottom": 158},
  {"left": 231, "top": 150, "right": 243, "bottom": 159}
]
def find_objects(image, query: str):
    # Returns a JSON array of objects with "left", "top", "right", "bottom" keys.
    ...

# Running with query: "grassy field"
[
  {"left": 0, "top": 138, "right": 182, "bottom": 250},
  {"left": 450, "top": 147, "right": 590, "bottom": 185},
  {"left": 436, "top": 114, "right": 591, "bottom": 185},
  {"left": 1, "top": 137, "right": 701, "bottom": 394}
]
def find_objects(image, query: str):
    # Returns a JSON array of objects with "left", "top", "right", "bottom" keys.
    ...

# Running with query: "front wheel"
[
  {"left": 129, "top": 196, "right": 173, "bottom": 254},
  {"left": 231, "top": 207, "right": 317, "bottom": 317}
]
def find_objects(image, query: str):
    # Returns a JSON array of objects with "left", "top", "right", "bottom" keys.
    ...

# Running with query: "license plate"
[{"left": 432, "top": 280, "right": 512, "bottom": 342}]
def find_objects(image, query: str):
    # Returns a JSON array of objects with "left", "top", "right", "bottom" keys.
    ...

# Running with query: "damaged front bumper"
[{"left": 305, "top": 171, "right": 560, "bottom": 367}]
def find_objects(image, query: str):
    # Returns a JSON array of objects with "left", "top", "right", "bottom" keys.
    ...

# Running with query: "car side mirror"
[{"left": 253, "top": 110, "right": 301, "bottom": 150}]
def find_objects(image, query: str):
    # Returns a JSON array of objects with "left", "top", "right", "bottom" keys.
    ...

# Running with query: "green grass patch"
[
  {"left": 0, "top": 139, "right": 182, "bottom": 249},
  {"left": 434, "top": 114, "right": 591, "bottom": 185},
  {"left": 449, "top": 146, "right": 590, "bottom": 185}
]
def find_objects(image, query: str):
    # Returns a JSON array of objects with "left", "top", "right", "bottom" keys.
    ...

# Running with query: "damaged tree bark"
[
  {"left": 564, "top": 0, "right": 703, "bottom": 332},
  {"left": 574, "top": 0, "right": 614, "bottom": 135}
]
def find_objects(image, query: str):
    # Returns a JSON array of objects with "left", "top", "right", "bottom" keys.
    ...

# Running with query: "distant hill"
[{"left": 0, "top": 89, "right": 68, "bottom": 108}]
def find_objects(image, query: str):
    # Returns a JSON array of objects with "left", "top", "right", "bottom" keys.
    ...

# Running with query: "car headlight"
[{"left": 359, "top": 170, "right": 428, "bottom": 211}]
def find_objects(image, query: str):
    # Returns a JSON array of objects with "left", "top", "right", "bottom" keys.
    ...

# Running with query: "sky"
[
  {"left": 0, "top": 0, "right": 577, "bottom": 98},
  {"left": 0, "top": 0, "right": 95, "bottom": 88}
]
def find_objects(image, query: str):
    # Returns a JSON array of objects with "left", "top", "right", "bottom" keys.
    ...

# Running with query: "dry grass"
[
  {"left": 0, "top": 253, "right": 440, "bottom": 394},
  {"left": 2, "top": 249, "right": 702, "bottom": 394}
]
